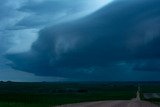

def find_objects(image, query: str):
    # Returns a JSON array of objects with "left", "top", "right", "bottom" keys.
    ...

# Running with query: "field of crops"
[{"left": 0, "top": 82, "right": 159, "bottom": 107}]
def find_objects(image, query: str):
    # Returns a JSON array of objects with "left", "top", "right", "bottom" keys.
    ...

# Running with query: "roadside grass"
[
  {"left": 0, "top": 102, "right": 48, "bottom": 107},
  {"left": 0, "top": 91, "right": 135, "bottom": 107}
]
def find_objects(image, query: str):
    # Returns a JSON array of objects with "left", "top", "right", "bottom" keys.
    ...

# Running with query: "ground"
[{"left": 56, "top": 100, "right": 159, "bottom": 107}]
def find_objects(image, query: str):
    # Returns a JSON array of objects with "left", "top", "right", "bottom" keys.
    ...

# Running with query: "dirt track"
[{"left": 55, "top": 100, "right": 159, "bottom": 107}]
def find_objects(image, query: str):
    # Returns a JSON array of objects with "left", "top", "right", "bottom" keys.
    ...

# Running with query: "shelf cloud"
[{"left": 2, "top": 0, "right": 160, "bottom": 81}]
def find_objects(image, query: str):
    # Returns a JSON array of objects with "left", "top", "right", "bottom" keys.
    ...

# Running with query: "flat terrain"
[
  {"left": 0, "top": 82, "right": 159, "bottom": 107},
  {"left": 56, "top": 100, "right": 159, "bottom": 107}
]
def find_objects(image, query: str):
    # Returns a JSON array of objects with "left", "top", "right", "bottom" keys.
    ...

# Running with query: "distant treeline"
[{"left": 0, "top": 81, "right": 160, "bottom": 94}]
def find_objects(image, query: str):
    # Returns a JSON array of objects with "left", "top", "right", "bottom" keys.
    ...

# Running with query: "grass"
[
  {"left": 0, "top": 102, "right": 48, "bottom": 107},
  {"left": 0, "top": 92, "right": 135, "bottom": 107},
  {"left": 0, "top": 82, "right": 159, "bottom": 107}
]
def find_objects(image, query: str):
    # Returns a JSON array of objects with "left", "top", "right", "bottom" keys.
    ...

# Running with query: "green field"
[{"left": 0, "top": 82, "right": 159, "bottom": 107}]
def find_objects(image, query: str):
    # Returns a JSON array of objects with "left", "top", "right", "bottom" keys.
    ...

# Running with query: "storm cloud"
[
  {"left": 6, "top": 0, "right": 160, "bottom": 81},
  {"left": 17, "top": 0, "right": 111, "bottom": 28}
]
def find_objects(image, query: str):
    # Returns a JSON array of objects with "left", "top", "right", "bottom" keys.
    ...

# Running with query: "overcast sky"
[{"left": 1, "top": 0, "right": 160, "bottom": 82}]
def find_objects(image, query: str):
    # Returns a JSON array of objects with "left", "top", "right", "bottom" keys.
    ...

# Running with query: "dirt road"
[{"left": 55, "top": 100, "right": 159, "bottom": 107}]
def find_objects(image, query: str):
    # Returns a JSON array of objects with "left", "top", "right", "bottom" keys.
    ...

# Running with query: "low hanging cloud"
[
  {"left": 17, "top": 0, "right": 111, "bottom": 28},
  {"left": 6, "top": 0, "right": 160, "bottom": 80},
  {"left": 1, "top": 0, "right": 110, "bottom": 55}
]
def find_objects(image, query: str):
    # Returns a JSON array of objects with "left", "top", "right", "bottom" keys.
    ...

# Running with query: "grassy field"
[{"left": 0, "top": 82, "right": 159, "bottom": 107}]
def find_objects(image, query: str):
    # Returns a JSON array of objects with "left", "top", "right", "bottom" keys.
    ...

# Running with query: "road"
[
  {"left": 55, "top": 100, "right": 159, "bottom": 107},
  {"left": 55, "top": 87, "right": 159, "bottom": 107}
]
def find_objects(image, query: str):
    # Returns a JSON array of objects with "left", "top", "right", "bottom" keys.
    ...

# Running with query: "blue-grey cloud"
[
  {"left": 133, "top": 59, "right": 160, "bottom": 72},
  {"left": 0, "top": 0, "right": 23, "bottom": 54},
  {"left": 6, "top": 0, "right": 160, "bottom": 81},
  {"left": 0, "top": 0, "right": 87, "bottom": 81},
  {"left": 17, "top": 0, "right": 111, "bottom": 28}
]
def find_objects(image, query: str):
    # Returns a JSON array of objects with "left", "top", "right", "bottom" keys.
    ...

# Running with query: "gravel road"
[{"left": 55, "top": 100, "right": 159, "bottom": 107}]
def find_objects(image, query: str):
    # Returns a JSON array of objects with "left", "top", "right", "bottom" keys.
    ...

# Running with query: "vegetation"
[{"left": 0, "top": 82, "right": 159, "bottom": 107}]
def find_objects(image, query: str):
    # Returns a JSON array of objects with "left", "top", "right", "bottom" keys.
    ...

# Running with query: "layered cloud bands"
[{"left": 6, "top": 0, "right": 160, "bottom": 80}]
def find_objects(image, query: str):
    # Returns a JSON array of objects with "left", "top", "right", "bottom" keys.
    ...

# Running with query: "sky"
[{"left": 1, "top": 0, "right": 160, "bottom": 82}]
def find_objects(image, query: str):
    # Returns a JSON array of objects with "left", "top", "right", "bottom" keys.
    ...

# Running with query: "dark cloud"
[
  {"left": 133, "top": 59, "right": 160, "bottom": 72},
  {"left": 19, "top": 0, "right": 86, "bottom": 14},
  {"left": 6, "top": 0, "right": 160, "bottom": 80},
  {"left": 17, "top": 0, "right": 106, "bottom": 28}
]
